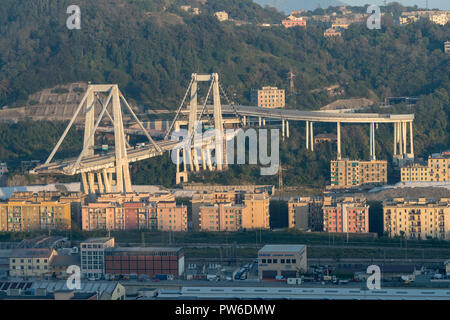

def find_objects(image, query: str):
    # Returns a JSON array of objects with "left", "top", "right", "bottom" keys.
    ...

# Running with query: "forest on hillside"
[{"left": 0, "top": 0, "right": 448, "bottom": 188}]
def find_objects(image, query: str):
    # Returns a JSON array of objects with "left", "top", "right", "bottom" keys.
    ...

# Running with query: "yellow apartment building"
[
  {"left": 251, "top": 86, "right": 285, "bottom": 109},
  {"left": 195, "top": 191, "right": 270, "bottom": 231},
  {"left": 401, "top": 152, "right": 450, "bottom": 182},
  {"left": 0, "top": 201, "right": 71, "bottom": 231},
  {"left": 384, "top": 198, "right": 450, "bottom": 240},
  {"left": 330, "top": 159, "right": 387, "bottom": 188},
  {"left": 241, "top": 193, "right": 270, "bottom": 230},
  {"left": 10, "top": 248, "right": 57, "bottom": 277}
]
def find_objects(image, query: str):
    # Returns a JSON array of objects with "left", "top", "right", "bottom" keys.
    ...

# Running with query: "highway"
[{"left": 201, "top": 105, "right": 415, "bottom": 123}]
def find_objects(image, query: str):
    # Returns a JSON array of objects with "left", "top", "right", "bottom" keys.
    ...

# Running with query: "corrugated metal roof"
[{"left": 258, "top": 244, "right": 306, "bottom": 253}]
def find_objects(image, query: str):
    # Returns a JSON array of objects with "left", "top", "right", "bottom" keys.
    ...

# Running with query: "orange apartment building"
[{"left": 322, "top": 197, "right": 369, "bottom": 233}]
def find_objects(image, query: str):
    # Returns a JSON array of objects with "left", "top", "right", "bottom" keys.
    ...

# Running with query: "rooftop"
[
  {"left": 81, "top": 237, "right": 114, "bottom": 244},
  {"left": 107, "top": 247, "right": 183, "bottom": 253},
  {"left": 10, "top": 248, "right": 54, "bottom": 259},
  {"left": 50, "top": 254, "right": 80, "bottom": 267},
  {"left": 259, "top": 245, "right": 306, "bottom": 253}
]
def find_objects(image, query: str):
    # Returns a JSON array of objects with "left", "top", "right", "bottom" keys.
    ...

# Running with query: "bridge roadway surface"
[
  {"left": 197, "top": 105, "right": 415, "bottom": 123},
  {"left": 33, "top": 105, "right": 413, "bottom": 175},
  {"left": 32, "top": 140, "right": 180, "bottom": 175}
]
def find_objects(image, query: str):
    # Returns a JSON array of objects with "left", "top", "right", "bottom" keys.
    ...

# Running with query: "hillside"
[
  {"left": 0, "top": 0, "right": 448, "bottom": 188},
  {"left": 253, "top": 0, "right": 346, "bottom": 13}
]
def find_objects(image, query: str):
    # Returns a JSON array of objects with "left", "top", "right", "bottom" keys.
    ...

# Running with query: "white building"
[
  {"left": 80, "top": 237, "right": 115, "bottom": 280},
  {"left": 214, "top": 11, "right": 229, "bottom": 22}
]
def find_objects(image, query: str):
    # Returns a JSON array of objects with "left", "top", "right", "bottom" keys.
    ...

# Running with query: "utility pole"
[
  {"left": 278, "top": 162, "right": 283, "bottom": 193},
  {"left": 287, "top": 68, "right": 296, "bottom": 94}
]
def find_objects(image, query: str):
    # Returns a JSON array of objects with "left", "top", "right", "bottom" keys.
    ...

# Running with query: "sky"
[{"left": 344, "top": 0, "right": 450, "bottom": 10}]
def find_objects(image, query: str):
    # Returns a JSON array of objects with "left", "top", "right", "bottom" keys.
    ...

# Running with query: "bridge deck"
[
  {"left": 204, "top": 105, "right": 414, "bottom": 123},
  {"left": 32, "top": 140, "right": 180, "bottom": 175}
]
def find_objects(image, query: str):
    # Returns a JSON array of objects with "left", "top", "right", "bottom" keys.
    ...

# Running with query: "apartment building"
[
  {"left": 80, "top": 238, "right": 115, "bottom": 280},
  {"left": 9, "top": 248, "right": 57, "bottom": 277},
  {"left": 81, "top": 193, "right": 187, "bottom": 231},
  {"left": 384, "top": 198, "right": 450, "bottom": 240},
  {"left": 0, "top": 201, "right": 71, "bottom": 231},
  {"left": 199, "top": 203, "right": 244, "bottom": 231},
  {"left": 258, "top": 245, "right": 307, "bottom": 280},
  {"left": 7, "top": 191, "right": 85, "bottom": 228},
  {"left": 282, "top": 15, "right": 306, "bottom": 28},
  {"left": 322, "top": 197, "right": 369, "bottom": 233},
  {"left": 330, "top": 159, "right": 387, "bottom": 189},
  {"left": 156, "top": 202, "right": 188, "bottom": 231},
  {"left": 401, "top": 152, "right": 450, "bottom": 182},
  {"left": 194, "top": 191, "right": 270, "bottom": 231},
  {"left": 251, "top": 86, "right": 285, "bottom": 109},
  {"left": 288, "top": 197, "right": 324, "bottom": 231},
  {"left": 192, "top": 191, "right": 245, "bottom": 231}
]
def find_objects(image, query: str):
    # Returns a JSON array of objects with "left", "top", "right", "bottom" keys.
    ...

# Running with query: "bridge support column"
[
  {"left": 393, "top": 122, "right": 397, "bottom": 156},
  {"left": 97, "top": 172, "right": 104, "bottom": 194},
  {"left": 370, "top": 122, "right": 376, "bottom": 161},
  {"left": 286, "top": 121, "right": 290, "bottom": 138},
  {"left": 103, "top": 169, "right": 111, "bottom": 193},
  {"left": 259, "top": 117, "right": 262, "bottom": 127},
  {"left": 403, "top": 121, "right": 407, "bottom": 156},
  {"left": 398, "top": 122, "right": 403, "bottom": 158},
  {"left": 306, "top": 121, "right": 309, "bottom": 150},
  {"left": 337, "top": 122, "right": 341, "bottom": 160},
  {"left": 206, "top": 146, "right": 214, "bottom": 171},
  {"left": 262, "top": 118, "right": 266, "bottom": 126},
  {"left": 201, "top": 146, "right": 207, "bottom": 170},
  {"left": 243, "top": 116, "right": 247, "bottom": 126},
  {"left": 88, "top": 173, "right": 96, "bottom": 194},
  {"left": 212, "top": 73, "right": 224, "bottom": 171},
  {"left": 409, "top": 121, "right": 414, "bottom": 158},
  {"left": 310, "top": 122, "right": 314, "bottom": 152},
  {"left": 81, "top": 173, "right": 89, "bottom": 194},
  {"left": 282, "top": 120, "right": 285, "bottom": 140}
]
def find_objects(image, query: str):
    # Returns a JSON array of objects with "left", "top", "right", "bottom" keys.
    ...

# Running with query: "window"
[
  {"left": 262, "top": 259, "right": 266, "bottom": 263},
  {"left": 292, "top": 259, "right": 296, "bottom": 263}
]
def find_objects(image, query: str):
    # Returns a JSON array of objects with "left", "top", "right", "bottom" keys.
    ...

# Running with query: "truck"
[
  {"left": 287, "top": 278, "right": 302, "bottom": 285},
  {"left": 154, "top": 274, "right": 168, "bottom": 281}
]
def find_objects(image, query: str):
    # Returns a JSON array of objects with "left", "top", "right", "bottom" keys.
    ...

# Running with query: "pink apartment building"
[{"left": 322, "top": 197, "right": 369, "bottom": 233}]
